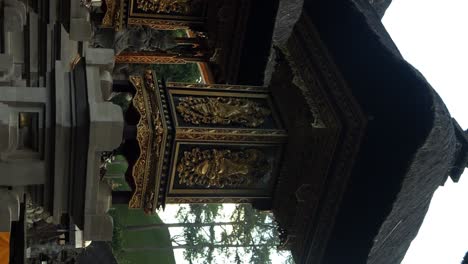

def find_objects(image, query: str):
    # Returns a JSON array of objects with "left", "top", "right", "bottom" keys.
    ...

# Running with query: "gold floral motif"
[
  {"left": 128, "top": 73, "right": 165, "bottom": 211},
  {"left": 175, "top": 128, "right": 287, "bottom": 143},
  {"left": 176, "top": 97, "right": 271, "bottom": 128},
  {"left": 102, "top": 0, "right": 123, "bottom": 31},
  {"left": 166, "top": 197, "right": 252, "bottom": 204},
  {"left": 144, "top": 70, "right": 157, "bottom": 91},
  {"left": 115, "top": 53, "right": 188, "bottom": 64},
  {"left": 102, "top": 0, "right": 115, "bottom": 27},
  {"left": 127, "top": 18, "right": 190, "bottom": 30},
  {"left": 129, "top": 76, "right": 148, "bottom": 209},
  {"left": 177, "top": 148, "right": 270, "bottom": 188},
  {"left": 136, "top": 0, "right": 192, "bottom": 15},
  {"left": 166, "top": 82, "right": 269, "bottom": 92}
]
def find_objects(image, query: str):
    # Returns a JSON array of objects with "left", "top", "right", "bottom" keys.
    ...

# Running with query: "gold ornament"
[
  {"left": 176, "top": 97, "right": 271, "bottom": 127},
  {"left": 136, "top": 0, "right": 192, "bottom": 14},
  {"left": 177, "top": 148, "right": 270, "bottom": 188}
]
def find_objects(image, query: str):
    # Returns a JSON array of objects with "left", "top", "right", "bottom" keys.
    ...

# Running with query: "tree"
[
  {"left": 462, "top": 251, "right": 468, "bottom": 264},
  {"left": 172, "top": 203, "right": 291, "bottom": 264},
  {"left": 227, "top": 204, "right": 280, "bottom": 264},
  {"left": 111, "top": 203, "right": 293, "bottom": 263},
  {"left": 176, "top": 204, "right": 221, "bottom": 263}
]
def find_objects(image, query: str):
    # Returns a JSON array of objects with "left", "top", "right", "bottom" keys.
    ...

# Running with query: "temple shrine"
[
  {"left": 109, "top": 70, "right": 287, "bottom": 213},
  {"left": 0, "top": 0, "right": 467, "bottom": 263}
]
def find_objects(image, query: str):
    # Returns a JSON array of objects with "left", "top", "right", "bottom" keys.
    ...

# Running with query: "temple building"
[{"left": 0, "top": 0, "right": 467, "bottom": 263}]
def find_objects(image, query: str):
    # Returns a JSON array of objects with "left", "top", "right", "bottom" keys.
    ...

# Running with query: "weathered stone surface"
[
  {"left": 3, "top": 0, "right": 27, "bottom": 32},
  {"left": 0, "top": 203, "right": 11, "bottom": 232},
  {"left": 100, "top": 70, "right": 114, "bottom": 101},
  {"left": 0, "top": 54, "right": 14, "bottom": 81},
  {"left": 70, "top": 18, "right": 92, "bottom": 41}
]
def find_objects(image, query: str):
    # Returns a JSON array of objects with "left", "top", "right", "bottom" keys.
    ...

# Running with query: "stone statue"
[
  {"left": 177, "top": 148, "right": 270, "bottom": 188},
  {"left": 113, "top": 26, "right": 178, "bottom": 55},
  {"left": 176, "top": 96, "right": 272, "bottom": 127}
]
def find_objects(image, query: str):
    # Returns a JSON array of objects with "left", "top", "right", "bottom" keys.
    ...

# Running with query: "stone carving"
[
  {"left": 26, "top": 199, "right": 53, "bottom": 229},
  {"left": 177, "top": 148, "right": 270, "bottom": 188},
  {"left": 114, "top": 26, "right": 179, "bottom": 55},
  {"left": 112, "top": 26, "right": 213, "bottom": 62},
  {"left": 176, "top": 97, "right": 271, "bottom": 127},
  {"left": 136, "top": 0, "right": 193, "bottom": 14}
]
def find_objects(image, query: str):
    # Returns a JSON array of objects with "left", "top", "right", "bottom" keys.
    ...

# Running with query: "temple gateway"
[{"left": 0, "top": 0, "right": 467, "bottom": 263}]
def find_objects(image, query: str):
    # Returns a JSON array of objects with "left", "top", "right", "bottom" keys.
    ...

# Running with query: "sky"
[{"left": 382, "top": 0, "right": 468, "bottom": 263}]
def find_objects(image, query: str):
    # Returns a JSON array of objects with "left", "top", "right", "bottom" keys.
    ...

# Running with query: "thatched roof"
[
  {"left": 268, "top": 0, "right": 467, "bottom": 263},
  {"left": 302, "top": 0, "right": 468, "bottom": 263}
]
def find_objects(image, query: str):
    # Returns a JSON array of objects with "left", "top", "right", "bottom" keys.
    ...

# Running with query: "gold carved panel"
[
  {"left": 167, "top": 89, "right": 284, "bottom": 131},
  {"left": 128, "top": 71, "right": 168, "bottom": 212},
  {"left": 168, "top": 142, "right": 283, "bottom": 197},
  {"left": 128, "top": 0, "right": 208, "bottom": 20},
  {"left": 135, "top": 0, "right": 193, "bottom": 15},
  {"left": 176, "top": 97, "right": 271, "bottom": 128},
  {"left": 177, "top": 148, "right": 270, "bottom": 188}
]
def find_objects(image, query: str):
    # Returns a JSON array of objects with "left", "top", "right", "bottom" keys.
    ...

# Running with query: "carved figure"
[
  {"left": 176, "top": 97, "right": 271, "bottom": 127},
  {"left": 177, "top": 148, "right": 270, "bottom": 188},
  {"left": 113, "top": 26, "right": 178, "bottom": 55},
  {"left": 136, "top": 0, "right": 192, "bottom": 14}
]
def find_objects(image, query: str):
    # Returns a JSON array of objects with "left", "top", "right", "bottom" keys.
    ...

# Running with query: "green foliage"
[
  {"left": 176, "top": 204, "right": 221, "bottom": 263},
  {"left": 153, "top": 63, "right": 202, "bottom": 83},
  {"left": 109, "top": 209, "right": 125, "bottom": 253},
  {"left": 110, "top": 205, "right": 176, "bottom": 264},
  {"left": 167, "top": 29, "right": 188, "bottom": 38},
  {"left": 228, "top": 204, "right": 279, "bottom": 264},
  {"left": 105, "top": 158, "right": 131, "bottom": 191}
]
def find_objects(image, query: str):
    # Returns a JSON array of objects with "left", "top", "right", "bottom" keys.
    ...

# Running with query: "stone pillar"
[
  {"left": 0, "top": 189, "right": 20, "bottom": 221},
  {"left": 2, "top": 0, "right": 27, "bottom": 86},
  {"left": 3, "top": 0, "right": 26, "bottom": 32},
  {"left": 0, "top": 205, "right": 11, "bottom": 232},
  {"left": 70, "top": 0, "right": 92, "bottom": 41},
  {"left": 0, "top": 86, "right": 47, "bottom": 103},
  {"left": 83, "top": 48, "right": 123, "bottom": 241},
  {"left": 0, "top": 54, "right": 14, "bottom": 82},
  {"left": 0, "top": 161, "right": 46, "bottom": 186}
]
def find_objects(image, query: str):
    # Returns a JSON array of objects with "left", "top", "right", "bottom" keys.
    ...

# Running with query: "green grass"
[
  {"left": 110, "top": 205, "right": 176, "bottom": 264},
  {"left": 106, "top": 157, "right": 132, "bottom": 192}
]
